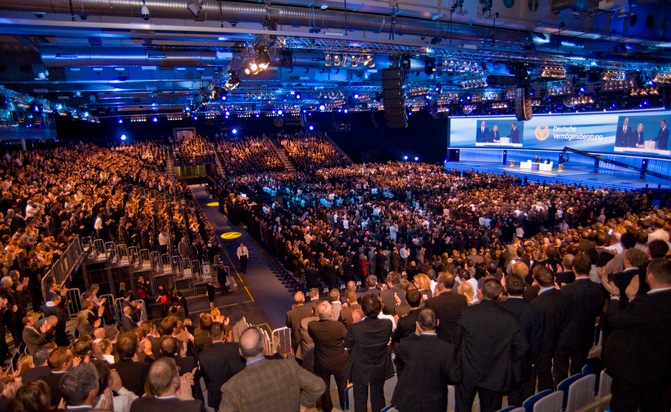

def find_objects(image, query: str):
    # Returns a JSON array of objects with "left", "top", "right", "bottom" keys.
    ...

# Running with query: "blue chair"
[
  {"left": 522, "top": 389, "right": 553, "bottom": 412},
  {"left": 381, "top": 406, "right": 399, "bottom": 412},
  {"left": 496, "top": 407, "right": 519, "bottom": 412},
  {"left": 531, "top": 391, "right": 563, "bottom": 412},
  {"left": 557, "top": 372, "right": 586, "bottom": 410},
  {"left": 17, "top": 341, "right": 26, "bottom": 355},
  {"left": 344, "top": 385, "right": 354, "bottom": 410},
  {"left": 581, "top": 363, "right": 595, "bottom": 376}
]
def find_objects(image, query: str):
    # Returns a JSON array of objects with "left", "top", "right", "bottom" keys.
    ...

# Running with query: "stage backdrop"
[{"left": 449, "top": 109, "right": 671, "bottom": 158}]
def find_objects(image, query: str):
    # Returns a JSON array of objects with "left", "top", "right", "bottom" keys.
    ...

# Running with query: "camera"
[{"left": 141, "top": 5, "right": 150, "bottom": 20}]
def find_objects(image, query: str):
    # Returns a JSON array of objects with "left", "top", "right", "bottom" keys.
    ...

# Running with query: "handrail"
[{"left": 563, "top": 146, "right": 671, "bottom": 182}]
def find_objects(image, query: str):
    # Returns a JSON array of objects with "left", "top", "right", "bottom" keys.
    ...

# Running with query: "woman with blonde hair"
[
  {"left": 75, "top": 309, "right": 99, "bottom": 338},
  {"left": 458, "top": 281, "right": 478, "bottom": 305},
  {"left": 413, "top": 273, "right": 433, "bottom": 302}
]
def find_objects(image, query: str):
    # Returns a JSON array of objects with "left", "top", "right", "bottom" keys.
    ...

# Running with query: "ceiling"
[{"left": 0, "top": 0, "right": 670, "bottom": 118}]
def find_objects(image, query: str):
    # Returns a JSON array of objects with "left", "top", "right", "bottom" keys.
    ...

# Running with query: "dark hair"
[
  {"left": 572, "top": 253, "right": 592, "bottom": 276},
  {"left": 361, "top": 294, "right": 382, "bottom": 318},
  {"left": 12, "top": 381, "right": 52, "bottom": 412},
  {"left": 505, "top": 275, "right": 526, "bottom": 296},
  {"left": 481, "top": 279, "right": 503, "bottom": 301},
  {"left": 209, "top": 322, "right": 226, "bottom": 341},
  {"left": 648, "top": 239, "right": 669, "bottom": 259},
  {"left": 648, "top": 258, "right": 671, "bottom": 285},
  {"left": 533, "top": 265, "right": 555, "bottom": 287},
  {"left": 92, "top": 360, "right": 111, "bottom": 395},
  {"left": 621, "top": 232, "right": 637, "bottom": 249},
  {"left": 117, "top": 332, "right": 138, "bottom": 360},
  {"left": 625, "top": 248, "right": 646, "bottom": 268},
  {"left": 405, "top": 289, "right": 422, "bottom": 307}
]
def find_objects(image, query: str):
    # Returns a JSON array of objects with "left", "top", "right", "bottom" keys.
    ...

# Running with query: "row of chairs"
[
  {"left": 500, "top": 369, "right": 613, "bottom": 412},
  {"left": 268, "top": 258, "right": 306, "bottom": 294}
]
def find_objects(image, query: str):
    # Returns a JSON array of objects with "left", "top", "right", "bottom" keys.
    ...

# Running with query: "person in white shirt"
[
  {"left": 158, "top": 228, "right": 169, "bottom": 254},
  {"left": 94, "top": 214, "right": 104, "bottom": 239},
  {"left": 237, "top": 242, "right": 249, "bottom": 274}
]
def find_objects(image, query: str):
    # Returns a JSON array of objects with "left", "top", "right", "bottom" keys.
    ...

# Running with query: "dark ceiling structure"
[{"left": 0, "top": 0, "right": 670, "bottom": 120}]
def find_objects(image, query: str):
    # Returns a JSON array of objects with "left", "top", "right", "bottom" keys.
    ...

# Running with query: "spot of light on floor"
[
  {"left": 221, "top": 232, "right": 242, "bottom": 240},
  {"left": 206, "top": 201, "right": 220, "bottom": 207}
]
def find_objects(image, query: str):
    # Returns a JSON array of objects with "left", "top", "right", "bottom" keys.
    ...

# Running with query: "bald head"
[{"left": 239, "top": 327, "right": 265, "bottom": 359}]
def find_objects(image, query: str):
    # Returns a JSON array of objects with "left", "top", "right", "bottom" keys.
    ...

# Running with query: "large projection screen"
[{"left": 449, "top": 109, "right": 671, "bottom": 158}]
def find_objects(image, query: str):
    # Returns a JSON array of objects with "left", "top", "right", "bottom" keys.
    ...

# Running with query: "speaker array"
[{"left": 382, "top": 68, "right": 408, "bottom": 128}]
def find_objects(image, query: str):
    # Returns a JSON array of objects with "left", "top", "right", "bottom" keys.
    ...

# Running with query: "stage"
[{"left": 444, "top": 161, "right": 671, "bottom": 191}]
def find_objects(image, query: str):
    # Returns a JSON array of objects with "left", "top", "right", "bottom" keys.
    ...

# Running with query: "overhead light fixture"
[
  {"left": 141, "top": 0, "right": 150, "bottom": 20},
  {"left": 187, "top": 0, "right": 203, "bottom": 17}
]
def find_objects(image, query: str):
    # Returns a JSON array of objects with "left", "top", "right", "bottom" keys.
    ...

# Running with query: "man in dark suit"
[
  {"left": 380, "top": 272, "right": 405, "bottom": 316},
  {"left": 615, "top": 117, "right": 632, "bottom": 147},
  {"left": 285, "top": 290, "right": 314, "bottom": 356},
  {"left": 198, "top": 322, "right": 245, "bottom": 410},
  {"left": 425, "top": 273, "right": 468, "bottom": 342},
  {"left": 345, "top": 294, "right": 393, "bottom": 412},
  {"left": 59, "top": 363, "right": 102, "bottom": 411},
  {"left": 476, "top": 120, "right": 490, "bottom": 143},
  {"left": 220, "top": 327, "right": 325, "bottom": 411},
  {"left": 309, "top": 301, "right": 350, "bottom": 412},
  {"left": 632, "top": 123, "right": 645, "bottom": 147},
  {"left": 554, "top": 253, "right": 605, "bottom": 383},
  {"left": 601, "top": 258, "right": 671, "bottom": 412},
  {"left": 654, "top": 119, "right": 669, "bottom": 150},
  {"left": 22, "top": 315, "right": 55, "bottom": 355},
  {"left": 44, "top": 346, "right": 74, "bottom": 408},
  {"left": 392, "top": 289, "right": 422, "bottom": 344},
  {"left": 121, "top": 305, "right": 140, "bottom": 332},
  {"left": 130, "top": 357, "right": 202, "bottom": 412},
  {"left": 115, "top": 332, "right": 150, "bottom": 397},
  {"left": 489, "top": 125, "right": 501, "bottom": 142},
  {"left": 500, "top": 275, "right": 545, "bottom": 407},
  {"left": 392, "top": 308, "right": 461, "bottom": 412},
  {"left": 509, "top": 122, "right": 520, "bottom": 143},
  {"left": 21, "top": 345, "right": 53, "bottom": 384},
  {"left": 454, "top": 279, "right": 528, "bottom": 412},
  {"left": 530, "top": 265, "right": 571, "bottom": 391}
]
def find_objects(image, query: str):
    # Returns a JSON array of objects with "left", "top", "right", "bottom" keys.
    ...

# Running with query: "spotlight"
[
  {"left": 187, "top": 0, "right": 203, "bottom": 17},
  {"left": 120, "top": 134, "right": 127, "bottom": 141},
  {"left": 140, "top": 0, "right": 150, "bottom": 20},
  {"left": 403, "top": 155, "right": 409, "bottom": 160},
  {"left": 152, "top": 117, "right": 158, "bottom": 122},
  {"left": 414, "top": 156, "right": 419, "bottom": 161},
  {"left": 319, "top": 104, "right": 326, "bottom": 111},
  {"left": 353, "top": 93, "right": 360, "bottom": 99},
  {"left": 231, "top": 128, "right": 238, "bottom": 135},
  {"left": 309, "top": 125, "right": 314, "bottom": 131},
  {"left": 118, "top": 118, "right": 123, "bottom": 124},
  {"left": 277, "top": 110, "right": 283, "bottom": 116},
  {"left": 295, "top": 93, "right": 301, "bottom": 100}
]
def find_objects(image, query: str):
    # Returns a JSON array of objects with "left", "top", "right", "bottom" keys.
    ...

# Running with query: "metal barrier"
[
  {"left": 65, "top": 288, "right": 83, "bottom": 319},
  {"left": 99, "top": 293, "right": 116, "bottom": 323},
  {"left": 116, "top": 244, "right": 130, "bottom": 267},
  {"left": 272, "top": 326, "right": 293, "bottom": 358},
  {"left": 40, "top": 236, "right": 85, "bottom": 302}
]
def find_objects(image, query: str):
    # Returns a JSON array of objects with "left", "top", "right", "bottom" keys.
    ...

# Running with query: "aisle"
[{"left": 190, "top": 185, "right": 294, "bottom": 330}]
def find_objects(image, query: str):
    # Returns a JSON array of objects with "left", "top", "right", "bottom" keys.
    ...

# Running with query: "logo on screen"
[
  {"left": 535, "top": 125, "right": 550, "bottom": 141},
  {"left": 274, "top": 117, "right": 284, "bottom": 127}
]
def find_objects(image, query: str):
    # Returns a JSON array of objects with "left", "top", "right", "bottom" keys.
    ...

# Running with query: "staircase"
[
  {"left": 165, "top": 148, "right": 176, "bottom": 180},
  {"left": 270, "top": 139, "right": 296, "bottom": 172}
]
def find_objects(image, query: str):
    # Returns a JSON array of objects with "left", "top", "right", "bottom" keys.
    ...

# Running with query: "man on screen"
[
  {"left": 489, "top": 125, "right": 501, "bottom": 142},
  {"left": 633, "top": 123, "right": 645, "bottom": 148},
  {"left": 476, "top": 121, "right": 490, "bottom": 143},
  {"left": 615, "top": 117, "right": 632, "bottom": 147},
  {"left": 653, "top": 119, "right": 669, "bottom": 150},
  {"left": 509, "top": 123, "right": 520, "bottom": 144}
]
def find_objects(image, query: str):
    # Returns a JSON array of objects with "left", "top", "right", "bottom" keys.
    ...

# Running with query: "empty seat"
[
  {"left": 530, "top": 391, "right": 563, "bottom": 412},
  {"left": 522, "top": 389, "right": 553, "bottom": 412},
  {"left": 564, "top": 373, "right": 596, "bottom": 412},
  {"left": 596, "top": 369, "right": 612, "bottom": 399},
  {"left": 557, "top": 372, "right": 586, "bottom": 410}
]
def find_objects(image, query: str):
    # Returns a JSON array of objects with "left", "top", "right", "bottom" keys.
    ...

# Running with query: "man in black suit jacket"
[
  {"left": 601, "top": 258, "right": 671, "bottom": 412},
  {"left": 554, "top": 254, "right": 605, "bottom": 383},
  {"left": 500, "top": 275, "right": 545, "bottom": 407},
  {"left": 339, "top": 289, "right": 362, "bottom": 330},
  {"left": 115, "top": 332, "right": 150, "bottom": 397},
  {"left": 198, "top": 322, "right": 245, "bottom": 409},
  {"left": 476, "top": 120, "right": 490, "bottom": 143},
  {"left": 286, "top": 291, "right": 314, "bottom": 356},
  {"left": 59, "top": 363, "right": 101, "bottom": 411},
  {"left": 392, "top": 289, "right": 422, "bottom": 344},
  {"left": 425, "top": 273, "right": 468, "bottom": 342},
  {"left": 392, "top": 308, "right": 461, "bottom": 412},
  {"left": 530, "top": 266, "right": 571, "bottom": 391},
  {"left": 44, "top": 346, "right": 74, "bottom": 408},
  {"left": 509, "top": 122, "right": 520, "bottom": 143},
  {"left": 121, "top": 305, "right": 140, "bottom": 332},
  {"left": 345, "top": 294, "right": 393, "bottom": 412},
  {"left": 130, "top": 357, "right": 202, "bottom": 412},
  {"left": 615, "top": 117, "right": 633, "bottom": 147},
  {"left": 380, "top": 272, "right": 405, "bottom": 316},
  {"left": 454, "top": 279, "right": 528, "bottom": 412},
  {"left": 309, "top": 301, "right": 350, "bottom": 412},
  {"left": 654, "top": 119, "right": 669, "bottom": 150}
]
